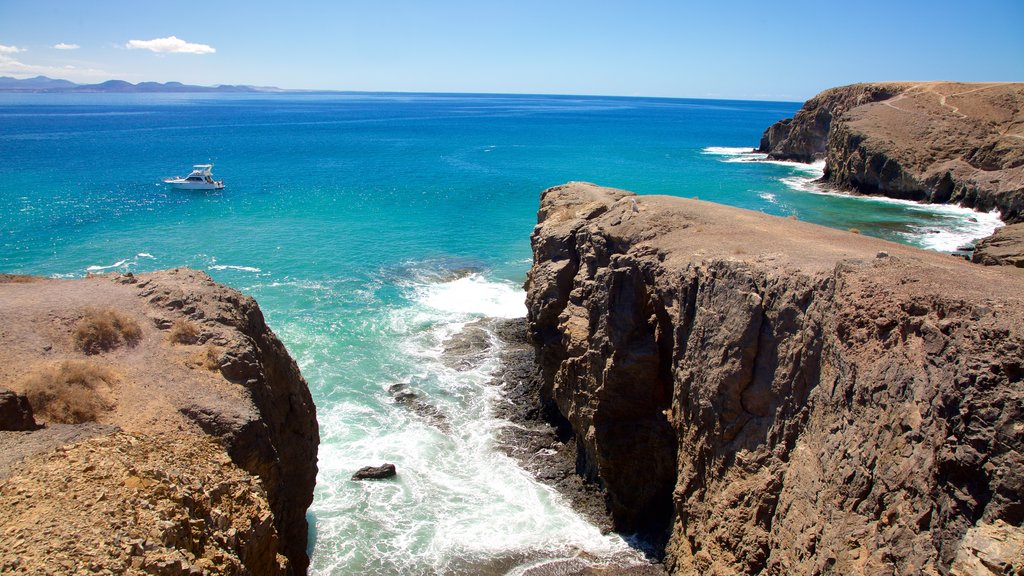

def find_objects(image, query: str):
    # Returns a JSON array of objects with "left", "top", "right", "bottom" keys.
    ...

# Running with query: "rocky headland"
[
  {"left": 524, "top": 182, "right": 1023, "bottom": 575},
  {"left": 758, "top": 82, "right": 1024, "bottom": 223},
  {"left": 0, "top": 269, "right": 319, "bottom": 575}
]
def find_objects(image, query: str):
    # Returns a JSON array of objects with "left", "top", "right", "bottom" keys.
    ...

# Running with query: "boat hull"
[{"left": 163, "top": 179, "right": 224, "bottom": 190}]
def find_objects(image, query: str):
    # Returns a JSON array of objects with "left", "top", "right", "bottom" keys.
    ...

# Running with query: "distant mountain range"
[{"left": 0, "top": 76, "right": 286, "bottom": 93}]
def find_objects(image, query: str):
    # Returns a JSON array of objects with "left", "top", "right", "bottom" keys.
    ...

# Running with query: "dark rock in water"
[
  {"left": 393, "top": 391, "right": 418, "bottom": 403},
  {"left": 442, "top": 319, "right": 494, "bottom": 371},
  {"left": 410, "top": 401, "right": 448, "bottom": 431},
  {"left": 490, "top": 318, "right": 617, "bottom": 536},
  {"left": 0, "top": 387, "right": 38, "bottom": 431},
  {"left": 352, "top": 463, "right": 397, "bottom": 480},
  {"left": 390, "top": 386, "right": 450, "bottom": 433}
]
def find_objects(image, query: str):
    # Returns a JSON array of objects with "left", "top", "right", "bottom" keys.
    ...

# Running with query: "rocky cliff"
[
  {"left": 526, "top": 182, "right": 1024, "bottom": 575},
  {"left": 758, "top": 82, "right": 1024, "bottom": 223},
  {"left": 0, "top": 269, "right": 319, "bottom": 575},
  {"left": 972, "top": 222, "right": 1024, "bottom": 268}
]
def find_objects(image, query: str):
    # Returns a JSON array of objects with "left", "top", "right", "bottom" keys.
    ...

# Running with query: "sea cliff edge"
[
  {"left": 0, "top": 269, "right": 319, "bottom": 575},
  {"left": 757, "top": 81, "right": 1024, "bottom": 224},
  {"left": 523, "top": 182, "right": 1023, "bottom": 575}
]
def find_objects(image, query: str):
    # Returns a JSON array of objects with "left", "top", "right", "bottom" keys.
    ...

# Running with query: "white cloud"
[
  {"left": 0, "top": 53, "right": 112, "bottom": 81},
  {"left": 125, "top": 36, "right": 215, "bottom": 55},
  {"left": 0, "top": 44, "right": 26, "bottom": 54},
  {"left": 54, "top": 43, "right": 80, "bottom": 50}
]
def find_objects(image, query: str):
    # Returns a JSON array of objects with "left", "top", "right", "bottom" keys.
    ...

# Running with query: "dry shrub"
[
  {"left": 73, "top": 308, "right": 142, "bottom": 354},
  {"left": 200, "top": 346, "right": 222, "bottom": 371},
  {"left": 21, "top": 360, "right": 116, "bottom": 423},
  {"left": 168, "top": 319, "right": 200, "bottom": 345},
  {"left": 185, "top": 345, "right": 222, "bottom": 372}
]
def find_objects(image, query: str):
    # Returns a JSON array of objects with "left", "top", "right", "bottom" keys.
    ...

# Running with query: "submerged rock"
[
  {"left": 441, "top": 318, "right": 494, "bottom": 371},
  {"left": 352, "top": 463, "right": 397, "bottom": 480}
]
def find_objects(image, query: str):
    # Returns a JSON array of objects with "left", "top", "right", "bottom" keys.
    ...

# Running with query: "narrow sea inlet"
[{"left": 0, "top": 93, "right": 1003, "bottom": 573}]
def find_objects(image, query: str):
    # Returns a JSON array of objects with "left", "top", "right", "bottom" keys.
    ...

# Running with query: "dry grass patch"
[
  {"left": 21, "top": 360, "right": 117, "bottom": 423},
  {"left": 73, "top": 308, "right": 142, "bottom": 354},
  {"left": 168, "top": 319, "right": 200, "bottom": 345},
  {"left": 186, "top": 346, "right": 223, "bottom": 371}
]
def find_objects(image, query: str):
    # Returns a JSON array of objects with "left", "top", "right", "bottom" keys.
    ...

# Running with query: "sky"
[{"left": 0, "top": 0, "right": 1022, "bottom": 101}]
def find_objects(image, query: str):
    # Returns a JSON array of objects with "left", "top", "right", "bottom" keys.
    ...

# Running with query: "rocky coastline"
[
  {"left": 758, "top": 82, "right": 1024, "bottom": 224},
  {"left": 0, "top": 269, "right": 319, "bottom": 575},
  {"left": 522, "top": 182, "right": 1023, "bottom": 575}
]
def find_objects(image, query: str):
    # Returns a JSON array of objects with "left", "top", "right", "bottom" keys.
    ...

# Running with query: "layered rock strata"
[
  {"left": 0, "top": 269, "right": 319, "bottom": 575},
  {"left": 526, "top": 182, "right": 1024, "bottom": 575},
  {"left": 759, "top": 82, "right": 1024, "bottom": 223},
  {"left": 972, "top": 222, "right": 1024, "bottom": 268}
]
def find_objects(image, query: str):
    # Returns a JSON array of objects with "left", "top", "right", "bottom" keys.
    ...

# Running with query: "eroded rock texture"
[
  {"left": 973, "top": 223, "right": 1024, "bottom": 268},
  {"left": 759, "top": 82, "right": 1024, "bottom": 223},
  {"left": 0, "top": 269, "right": 319, "bottom": 575},
  {"left": 526, "top": 182, "right": 1024, "bottom": 575}
]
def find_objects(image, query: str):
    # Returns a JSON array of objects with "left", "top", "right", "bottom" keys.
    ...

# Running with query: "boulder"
[
  {"left": 352, "top": 463, "right": 397, "bottom": 480},
  {"left": 972, "top": 223, "right": 1024, "bottom": 267},
  {"left": 0, "top": 388, "right": 37, "bottom": 431}
]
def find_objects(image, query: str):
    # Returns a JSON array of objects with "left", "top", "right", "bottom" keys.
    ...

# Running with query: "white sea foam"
[
  {"left": 83, "top": 252, "right": 158, "bottom": 274},
  {"left": 707, "top": 145, "right": 1003, "bottom": 252},
  {"left": 85, "top": 259, "right": 128, "bottom": 272},
  {"left": 415, "top": 273, "right": 526, "bottom": 319},
  {"left": 308, "top": 271, "right": 646, "bottom": 574},
  {"left": 209, "top": 264, "right": 262, "bottom": 273},
  {"left": 701, "top": 146, "right": 758, "bottom": 155}
]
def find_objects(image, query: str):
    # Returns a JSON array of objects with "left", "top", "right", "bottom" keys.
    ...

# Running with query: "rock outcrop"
[
  {"left": 0, "top": 388, "right": 37, "bottom": 431},
  {"left": 526, "top": 182, "right": 1024, "bottom": 575},
  {"left": 759, "top": 82, "right": 1024, "bottom": 223},
  {"left": 973, "top": 222, "right": 1024, "bottom": 267},
  {"left": 758, "top": 83, "right": 909, "bottom": 163},
  {"left": 0, "top": 269, "right": 319, "bottom": 575}
]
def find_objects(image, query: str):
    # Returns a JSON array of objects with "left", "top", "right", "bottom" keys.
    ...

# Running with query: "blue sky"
[{"left": 0, "top": 0, "right": 1021, "bottom": 100}]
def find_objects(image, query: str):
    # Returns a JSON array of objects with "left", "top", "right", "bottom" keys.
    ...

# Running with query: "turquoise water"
[{"left": 0, "top": 93, "right": 1002, "bottom": 574}]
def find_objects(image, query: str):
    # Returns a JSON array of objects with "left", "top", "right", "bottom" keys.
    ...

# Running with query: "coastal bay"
[{"left": 0, "top": 91, "right": 1017, "bottom": 574}]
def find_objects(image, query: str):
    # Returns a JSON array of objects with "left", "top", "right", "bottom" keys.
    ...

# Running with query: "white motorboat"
[{"left": 163, "top": 164, "right": 224, "bottom": 190}]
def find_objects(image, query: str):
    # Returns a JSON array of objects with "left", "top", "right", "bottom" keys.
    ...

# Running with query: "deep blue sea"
[{"left": 0, "top": 92, "right": 1003, "bottom": 574}]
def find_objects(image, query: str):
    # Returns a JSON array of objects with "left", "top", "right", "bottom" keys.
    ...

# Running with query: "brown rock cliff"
[
  {"left": 759, "top": 82, "right": 1024, "bottom": 223},
  {"left": 0, "top": 269, "right": 319, "bottom": 575},
  {"left": 972, "top": 222, "right": 1024, "bottom": 268},
  {"left": 526, "top": 182, "right": 1024, "bottom": 575}
]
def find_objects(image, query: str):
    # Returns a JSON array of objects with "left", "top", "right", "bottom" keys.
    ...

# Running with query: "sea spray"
[
  {"left": 703, "top": 146, "right": 1003, "bottom": 252},
  {"left": 304, "top": 270, "right": 645, "bottom": 574}
]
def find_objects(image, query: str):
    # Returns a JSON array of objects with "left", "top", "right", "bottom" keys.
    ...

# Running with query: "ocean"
[{"left": 0, "top": 92, "right": 1003, "bottom": 574}]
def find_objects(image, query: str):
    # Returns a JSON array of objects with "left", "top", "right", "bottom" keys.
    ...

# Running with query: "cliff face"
[
  {"left": 526, "top": 183, "right": 1024, "bottom": 575},
  {"left": 759, "top": 82, "right": 1024, "bottom": 223},
  {"left": 758, "top": 83, "right": 908, "bottom": 163},
  {"left": 0, "top": 269, "right": 319, "bottom": 575}
]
